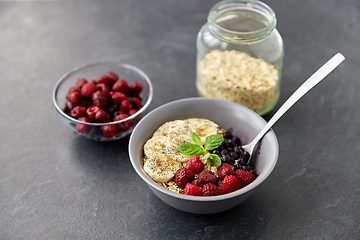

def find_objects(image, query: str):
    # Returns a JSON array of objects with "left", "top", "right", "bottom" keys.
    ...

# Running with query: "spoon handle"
[{"left": 249, "top": 53, "right": 345, "bottom": 147}]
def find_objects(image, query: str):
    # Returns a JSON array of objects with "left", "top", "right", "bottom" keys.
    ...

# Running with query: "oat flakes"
[{"left": 197, "top": 50, "right": 279, "bottom": 113}]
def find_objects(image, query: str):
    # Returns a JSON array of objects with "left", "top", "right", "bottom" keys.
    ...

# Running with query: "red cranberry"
[
  {"left": 114, "top": 113, "right": 132, "bottom": 131},
  {"left": 101, "top": 124, "right": 118, "bottom": 138},
  {"left": 98, "top": 72, "right": 118, "bottom": 86},
  {"left": 95, "top": 109, "right": 110, "bottom": 123},
  {"left": 92, "top": 91, "right": 108, "bottom": 109},
  {"left": 110, "top": 91, "right": 127, "bottom": 104},
  {"left": 81, "top": 99, "right": 92, "bottom": 107},
  {"left": 128, "top": 109, "right": 139, "bottom": 116},
  {"left": 66, "top": 101, "right": 74, "bottom": 111},
  {"left": 132, "top": 97, "right": 142, "bottom": 108},
  {"left": 86, "top": 106, "right": 101, "bottom": 122},
  {"left": 96, "top": 83, "right": 110, "bottom": 94},
  {"left": 81, "top": 82, "right": 97, "bottom": 98},
  {"left": 67, "top": 86, "right": 81, "bottom": 96},
  {"left": 129, "top": 81, "right": 143, "bottom": 96},
  {"left": 106, "top": 71, "right": 118, "bottom": 84},
  {"left": 76, "top": 116, "right": 91, "bottom": 133},
  {"left": 67, "top": 91, "right": 82, "bottom": 106},
  {"left": 76, "top": 78, "right": 87, "bottom": 87},
  {"left": 112, "top": 79, "right": 129, "bottom": 94},
  {"left": 120, "top": 100, "right": 132, "bottom": 113},
  {"left": 97, "top": 75, "right": 111, "bottom": 85},
  {"left": 62, "top": 105, "right": 70, "bottom": 114},
  {"left": 71, "top": 106, "right": 87, "bottom": 118}
]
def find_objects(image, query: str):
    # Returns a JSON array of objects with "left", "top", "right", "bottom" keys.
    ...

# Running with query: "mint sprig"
[{"left": 176, "top": 132, "right": 224, "bottom": 167}]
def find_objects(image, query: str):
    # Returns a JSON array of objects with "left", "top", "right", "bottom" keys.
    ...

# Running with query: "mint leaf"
[
  {"left": 191, "top": 132, "right": 201, "bottom": 145},
  {"left": 176, "top": 143, "right": 204, "bottom": 156},
  {"left": 208, "top": 154, "right": 221, "bottom": 167},
  {"left": 204, "top": 134, "right": 224, "bottom": 151},
  {"left": 200, "top": 152, "right": 210, "bottom": 161}
]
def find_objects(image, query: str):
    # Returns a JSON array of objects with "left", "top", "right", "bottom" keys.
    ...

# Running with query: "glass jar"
[{"left": 196, "top": 0, "right": 284, "bottom": 115}]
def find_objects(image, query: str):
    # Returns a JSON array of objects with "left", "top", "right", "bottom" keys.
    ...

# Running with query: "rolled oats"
[{"left": 197, "top": 50, "right": 279, "bottom": 113}]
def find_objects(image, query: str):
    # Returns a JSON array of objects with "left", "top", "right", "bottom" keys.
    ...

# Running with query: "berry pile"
[
  {"left": 212, "top": 128, "right": 258, "bottom": 177},
  {"left": 62, "top": 71, "right": 143, "bottom": 138},
  {"left": 174, "top": 160, "right": 256, "bottom": 196},
  {"left": 174, "top": 145, "right": 257, "bottom": 196}
]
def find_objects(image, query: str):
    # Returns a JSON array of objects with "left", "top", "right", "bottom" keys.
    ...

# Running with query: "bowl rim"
[
  {"left": 129, "top": 97, "right": 279, "bottom": 202},
  {"left": 52, "top": 61, "right": 153, "bottom": 125}
]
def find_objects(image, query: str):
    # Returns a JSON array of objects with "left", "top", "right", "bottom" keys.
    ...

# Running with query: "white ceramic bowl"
[{"left": 128, "top": 97, "right": 278, "bottom": 214}]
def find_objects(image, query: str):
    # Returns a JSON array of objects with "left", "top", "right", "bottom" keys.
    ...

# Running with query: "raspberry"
[
  {"left": 185, "top": 155, "right": 204, "bottom": 174},
  {"left": 101, "top": 124, "right": 118, "bottom": 138},
  {"left": 202, "top": 183, "right": 221, "bottom": 196},
  {"left": 70, "top": 106, "right": 87, "bottom": 119},
  {"left": 112, "top": 79, "right": 129, "bottom": 94},
  {"left": 95, "top": 109, "right": 110, "bottom": 123},
  {"left": 120, "top": 99, "right": 132, "bottom": 113},
  {"left": 67, "top": 91, "right": 82, "bottom": 106},
  {"left": 114, "top": 113, "right": 132, "bottom": 131},
  {"left": 174, "top": 167, "right": 195, "bottom": 189},
  {"left": 81, "top": 82, "right": 97, "bottom": 98},
  {"left": 234, "top": 169, "right": 256, "bottom": 186},
  {"left": 109, "top": 91, "right": 127, "bottom": 104},
  {"left": 217, "top": 163, "right": 234, "bottom": 180},
  {"left": 129, "top": 81, "right": 143, "bottom": 96},
  {"left": 92, "top": 90, "right": 109, "bottom": 109},
  {"left": 76, "top": 116, "right": 90, "bottom": 133},
  {"left": 196, "top": 170, "right": 218, "bottom": 187},
  {"left": 221, "top": 175, "right": 242, "bottom": 194},
  {"left": 76, "top": 78, "right": 87, "bottom": 87},
  {"left": 183, "top": 183, "right": 202, "bottom": 196},
  {"left": 96, "top": 83, "right": 110, "bottom": 94},
  {"left": 86, "top": 106, "right": 100, "bottom": 122}
]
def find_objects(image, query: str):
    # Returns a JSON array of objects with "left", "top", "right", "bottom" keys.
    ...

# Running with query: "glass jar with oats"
[{"left": 196, "top": 0, "right": 284, "bottom": 115}]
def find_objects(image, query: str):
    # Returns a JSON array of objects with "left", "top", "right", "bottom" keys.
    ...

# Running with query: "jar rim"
[{"left": 208, "top": 0, "right": 276, "bottom": 41}]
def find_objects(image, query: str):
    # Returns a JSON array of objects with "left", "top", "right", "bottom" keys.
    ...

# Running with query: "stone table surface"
[{"left": 0, "top": 0, "right": 359, "bottom": 239}]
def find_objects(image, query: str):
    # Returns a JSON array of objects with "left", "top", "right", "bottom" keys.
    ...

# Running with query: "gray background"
[{"left": 0, "top": 0, "right": 359, "bottom": 239}]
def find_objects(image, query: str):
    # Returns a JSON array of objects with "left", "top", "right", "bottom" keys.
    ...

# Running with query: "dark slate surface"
[{"left": 0, "top": 0, "right": 359, "bottom": 239}]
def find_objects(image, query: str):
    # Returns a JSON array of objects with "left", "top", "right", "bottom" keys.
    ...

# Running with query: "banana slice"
[
  {"left": 144, "top": 136, "right": 168, "bottom": 159},
  {"left": 143, "top": 154, "right": 182, "bottom": 182},
  {"left": 165, "top": 135, "right": 193, "bottom": 162},
  {"left": 186, "top": 118, "right": 220, "bottom": 144},
  {"left": 152, "top": 120, "right": 191, "bottom": 138}
]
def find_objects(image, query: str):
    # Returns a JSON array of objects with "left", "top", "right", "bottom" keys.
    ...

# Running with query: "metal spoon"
[{"left": 242, "top": 53, "right": 345, "bottom": 164}]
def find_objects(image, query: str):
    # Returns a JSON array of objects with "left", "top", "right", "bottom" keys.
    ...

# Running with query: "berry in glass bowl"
[{"left": 52, "top": 62, "right": 153, "bottom": 141}]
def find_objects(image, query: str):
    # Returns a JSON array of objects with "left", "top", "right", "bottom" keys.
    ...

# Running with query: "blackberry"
[
  {"left": 223, "top": 131, "right": 233, "bottom": 139},
  {"left": 232, "top": 137, "right": 241, "bottom": 145},
  {"left": 229, "top": 151, "right": 238, "bottom": 159},
  {"left": 238, "top": 157, "right": 247, "bottom": 166},
  {"left": 212, "top": 149, "right": 220, "bottom": 155},
  {"left": 234, "top": 163, "right": 242, "bottom": 171},
  {"left": 241, "top": 165, "right": 252, "bottom": 171},
  {"left": 221, "top": 149, "right": 228, "bottom": 155},
  {"left": 234, "top": 146, "right": 242, "bottom": 154}
]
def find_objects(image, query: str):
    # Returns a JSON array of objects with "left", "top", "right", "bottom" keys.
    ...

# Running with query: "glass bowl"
[{"left": 52, "top": 62, "right": 153, "bottom": 141}]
